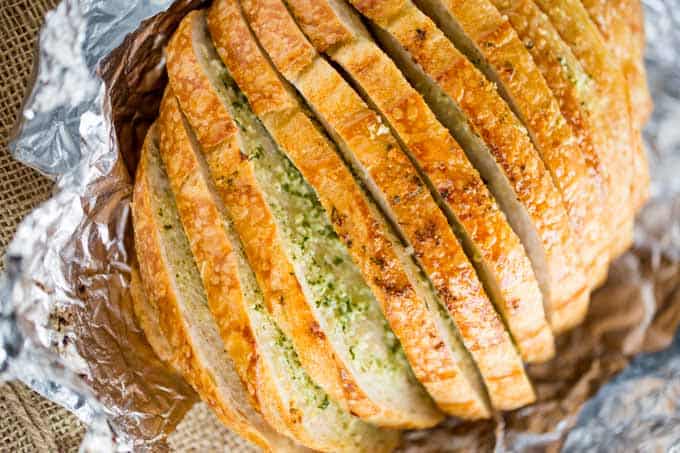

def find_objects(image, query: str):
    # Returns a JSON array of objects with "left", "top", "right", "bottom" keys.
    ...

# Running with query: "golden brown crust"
[
  {"left": 626, "top": 0, "right": 654, "bottom": 126},
  {"left": 489, "top": 0, "right": 610, "bottom": 288},
  {"left": 353, "top": 0, "right": 588, "bottom": 332},
  {"left": 167, "top": 9, "right": 440, "bottom": 429},
  {"left": 242, "top": 0, "right": 535, "bottom": 410},
  {"left": 437, "top": 0, "right": 601, "bottom": 291},
  {"left": 581, "top": 0, "right": 651, "bottom": 210},
  {"left": 208, "top": 0, "right": 489, "bottom": 419},
  {"left": 158, "top": 90, "right": 260, "bottom": 411},
  {"left": 285, "top": 0, "right": 552, "bottom": 363},
  {"left": 165, "top": 11, "right": 349, "bottom": 417},
  {"left": 157, "top": 88, "right": 306, "bottom": 441},
  {"left": 531, "top": 0, "right": 636, "bottom": 258},
  {"left": 582, "top": 0, "right": 652, "bottom": 127},
  {"left": 132, "top": 126, "right": 296, "bottom": 452}
]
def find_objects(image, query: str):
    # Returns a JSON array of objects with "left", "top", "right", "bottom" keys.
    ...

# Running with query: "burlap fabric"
[
  {"left": 0, "top": 0, "right": 81, "bottom": 451},
  {"left": 0, "top": 1, "right": 258, "bottom": 451}
]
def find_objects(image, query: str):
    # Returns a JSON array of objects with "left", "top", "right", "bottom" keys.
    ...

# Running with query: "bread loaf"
[{"left": 130, "top": 1, "right": 651, "bottom": 450}]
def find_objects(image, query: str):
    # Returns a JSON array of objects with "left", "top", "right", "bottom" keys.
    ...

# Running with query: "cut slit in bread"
[
  {"left": 350, "top": 0, "right": 588, "bottom": 332},
  {"left": 131, "top": 125, "right": 302, "bottom": 452},
  {"left": 241, "top": 0, "right": 535, "bottom": 411},
  {"left": 156, "top": 84, "right": 399, "bottom": 451},
  {"left": 530, "top": 0, "right": 636, "bottom": 258},
  {"left": 166, "top": 9, "right": 441, "bottom": 429},
  {"left": 283, "top": 0, "right": 552, "bottom": 365},
  {"left": 207, "top": 0, "right": 491, "bottom": 419}
]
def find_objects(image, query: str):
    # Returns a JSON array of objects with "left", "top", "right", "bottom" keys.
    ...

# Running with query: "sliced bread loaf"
[
  {"left": 157, "top": 85, "right": 399, "bottom": 451},
  {"left": 283, "top": 0, "right": 553, "bottom": 363},
  {"left": 165, "top": 10, "right": 441, "bottom": 429},
  {"left": 407, "top": 0, "right": 590, "bottom": 329},
  {"left": 349, "top": 0, "right": 588, "bottom": 332},
  {"left": 409, "top": 0, "right": 602, "bottom": 293},
  {"left": 241, "top": 0, "right": 535, "bottom": 411},
  {"left": 530, "top": 0, "right": 637, "bottom": 258},
  {"left": 132, "top": 124, "right": 302, "bottom": 452},
  {"left": 207, "top": 0, "right": 491, "bottom": 419},
  {"left": 485, "top": 0, "right": 610, "bottom": 287}
]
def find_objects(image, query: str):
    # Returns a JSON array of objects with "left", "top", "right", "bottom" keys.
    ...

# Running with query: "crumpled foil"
[{"left": 3, "top": 0, "right": 680, "bottom": 451}]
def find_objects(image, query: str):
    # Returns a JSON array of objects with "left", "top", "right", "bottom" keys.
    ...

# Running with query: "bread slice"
[
  {"left": 484, "top": 0, "right": 610, "bottom": 288},
  {"left": 132, "top": 125, "right": 302, "bottom": 452},
  {"left": 530, "top": 0, "right": 636, "bottom": 259},
  {"left": 349, "top": 0, "right": 588, "bottom": 332},
  {"left": 241, "top": 0, "right": 535, "bottom": 411},
  {"left": 156, "top": 87, "right": 399, "bottom": 451},
  {"left": 411, "top": 0, "right": 604, "bottom": 292},
  {"left": 282, "top": 0, "right": 552, "bottom": 364},
  {"left": 580, "top": 0, "right": 651, "bottom": 210},
  {"left": 207, "top": 0, "right": 491, "bottom": 419},
  {"left": 166, "top": 10, "right": 441, "bottom": 429}
]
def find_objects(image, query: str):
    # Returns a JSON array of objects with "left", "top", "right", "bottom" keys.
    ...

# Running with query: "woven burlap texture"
[
  {"left": 0, "top": 0, "right": 78, "bottom": 451},
  {"left": 0, "top": 1, "right": 258, "bottom": 451}
]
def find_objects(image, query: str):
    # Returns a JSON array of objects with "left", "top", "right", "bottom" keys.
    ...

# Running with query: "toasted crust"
[
  {"left": 132, "top": 125, "right": 299, "bottom": 452},
  {"left": 158, "top": 82, "right": 398, "bottom": 452},
  {"left": 531, "top": 0, "right": 635, "bottom": 258},
  {"left": 242, "top": 0, "right": 535, "bottom": 411},
  {"left": 157, "top": 90, "right": 296, "bottom": 440},
  {"left": 415, "top": 0, "right": 600, "bottom": 290},
  {"left": 208, "top": 0, "right": 490, "bottom": 419},
  {"left": 581, "top": 0, "right": 651, "bottom": 210},
  {"left": 284, "top": 0, "right": 552, "bottom": 363},
  {"left": 167, "top": 10, "right": 440, "bottom": 429},
  {"left": 158, "top": 90, "right": 262, "bottom": 410},
  {"left": 489, "top": 0, "right": 610, "bottom": 287},
  {"left": 352, "top": 0, "right": 588, "bottom": 332},
  {"left": 582, "top": 0, "right": 652, "bottom": 127}
]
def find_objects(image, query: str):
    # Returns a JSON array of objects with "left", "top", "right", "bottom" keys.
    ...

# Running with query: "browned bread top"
[
  {"left": 207, "top": 0, "right": 492, "bottom": 419},
  {"left": 285, "top": 0, "right": 553, "bottom": 365},
  {"left": 166, "top": 8, "right": 442, "bottom": 430},
  {"left": 129, "top": 1, "right": 651, "bottom": 449},
  {"left": 241, "top": 0, "right": 535, "bottom": 411}
]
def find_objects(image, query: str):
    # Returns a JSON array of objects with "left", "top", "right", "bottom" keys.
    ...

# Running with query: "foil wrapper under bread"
[{"left": 3, "top": 0, "right": 680, "bottom": 450}]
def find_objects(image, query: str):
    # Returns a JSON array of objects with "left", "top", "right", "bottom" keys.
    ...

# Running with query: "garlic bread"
[
  {"left": 166, "top": 10, "right": 441, "bottom": 429},
  {"left": 350, "top": 0, "right": 588, "bottom": 332},
  {"left": 241, "top": 0, "right": 536, "bottom": 410},
  {"left": 283, "top": 0, "right": 552, "bottom": 364},
  {"left": 132, "top": 125, "right": 302, "bottom": 452},
  {"left": 207, "top": 0, "right": 491, "bottom": 419}
]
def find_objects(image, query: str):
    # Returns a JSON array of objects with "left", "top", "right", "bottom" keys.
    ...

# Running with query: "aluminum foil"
[{"left": 3, "top": 0, "right": 680, "bottom": 451}]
